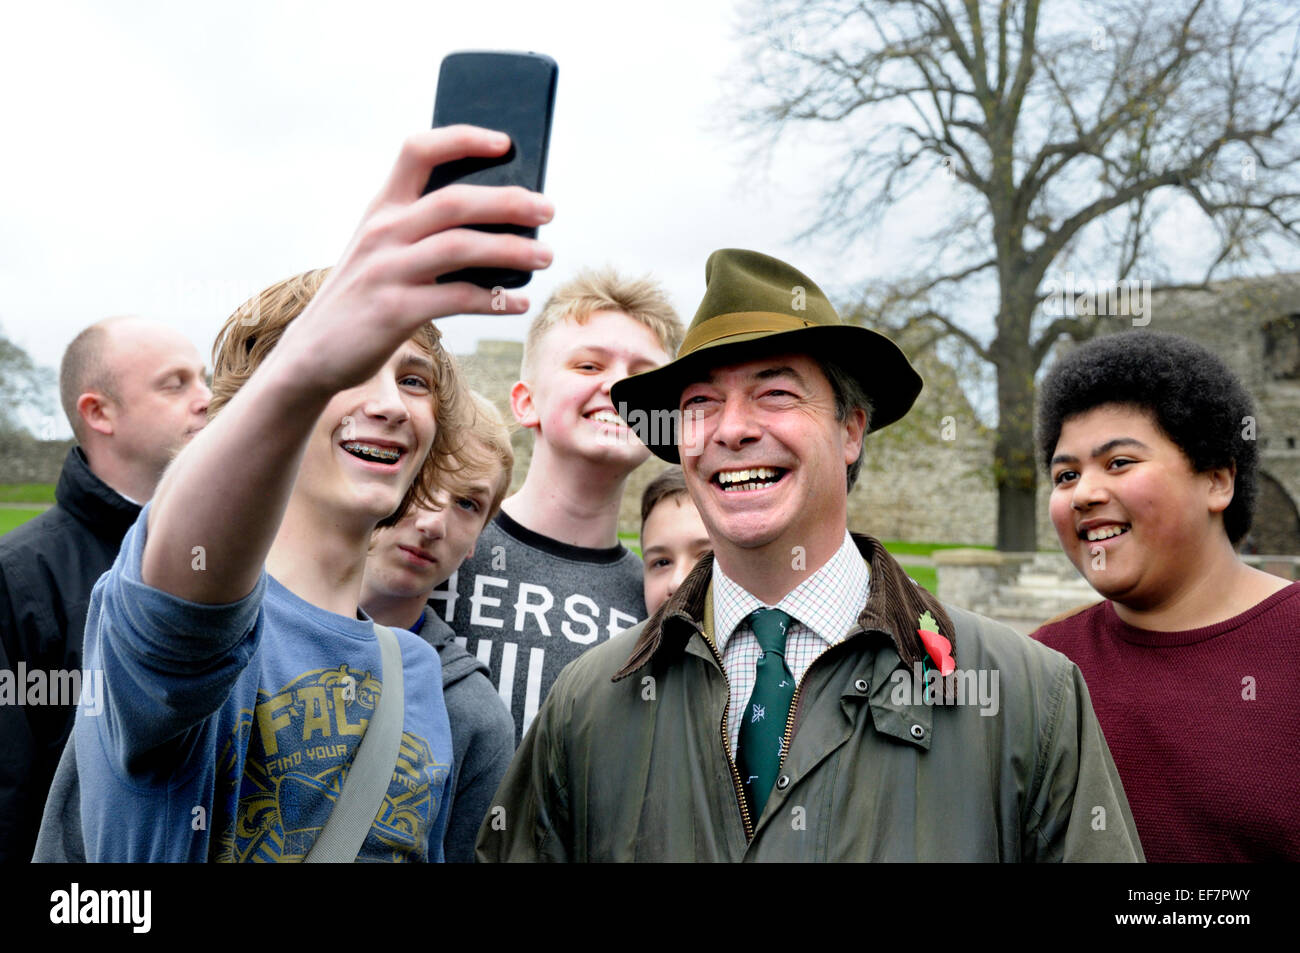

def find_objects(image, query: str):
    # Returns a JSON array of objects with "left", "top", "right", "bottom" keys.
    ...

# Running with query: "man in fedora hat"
[{"left": 477, "top": 249, "right": 1141, "bottom": 862}]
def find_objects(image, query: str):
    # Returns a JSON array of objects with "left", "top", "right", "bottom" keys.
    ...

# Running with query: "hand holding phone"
[
  {"left": 279, "top": 127, "right": 552, "bottom": 402},
  {"left": 424, "top": 51, "right": 558, "bottom": 289}
]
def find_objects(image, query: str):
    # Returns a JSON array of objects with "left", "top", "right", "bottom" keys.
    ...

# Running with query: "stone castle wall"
[
  {"left": 7, "top": 273, "right": 1298, "bottom": 554},
  {"left": 453, "top": 271, "right": 1300, "bottom": 551},
  {"left": 0, "top": 433, "right": 73, "bottom": 484}
]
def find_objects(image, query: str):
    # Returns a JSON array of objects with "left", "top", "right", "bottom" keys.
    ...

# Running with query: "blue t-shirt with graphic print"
[{"left": 75, "top": 503, "right": 453, "bottom": 862}]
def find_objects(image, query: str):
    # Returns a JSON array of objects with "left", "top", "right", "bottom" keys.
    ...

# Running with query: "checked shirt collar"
[
  {"left": 713, "top": 530, "right": 870, "bottom": 655},
  {"left": 711, "top": 530, "right": 870, "bottom": 755}
]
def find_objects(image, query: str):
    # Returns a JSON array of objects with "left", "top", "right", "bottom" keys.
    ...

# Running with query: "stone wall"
[
  {"left": 849, "top": 351, "right": 997, "bottom": 544},
  {"left": 0, "top": 432, "right": 72, "bottom": 484},
  {"left": 8, "top": 270, "right": 1299, "bottom": 555},
  {"left": 452, "top": 273, "right": 1300, "bottom": 551}
]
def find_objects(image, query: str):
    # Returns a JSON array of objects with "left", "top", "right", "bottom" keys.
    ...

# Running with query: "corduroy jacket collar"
[{"left": 613, "top": 533, "right": 955, "bottom": 681}]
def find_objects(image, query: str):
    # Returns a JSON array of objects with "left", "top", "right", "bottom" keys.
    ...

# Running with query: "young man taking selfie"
[{"left": 71, "top": 127, "right": 553, "bottom": 862}]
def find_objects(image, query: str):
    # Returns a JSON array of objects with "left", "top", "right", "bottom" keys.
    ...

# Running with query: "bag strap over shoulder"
[{"left": 304, "top": 622, "right": 405, "bottom": 863}]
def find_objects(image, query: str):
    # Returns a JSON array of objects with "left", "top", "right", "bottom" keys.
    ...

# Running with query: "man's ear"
[
  {"left": 1206, "top": 462, "right": 1236, "bottom": 514},
  {"left": 841, "top": 407, "right": 867, "bottom": 467},
  {"left": 510, "top": 379, "right": 540, "bottom": 431},
  {"left": 76, "top": 392, "right": 115, "bottom": 437}
]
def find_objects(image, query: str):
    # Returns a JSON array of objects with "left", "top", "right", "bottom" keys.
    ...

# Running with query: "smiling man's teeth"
[
  {"left": 1085, "top": 524, "right": 1130, "bottom": 541},
  {"left": 716, "top": 467, "right": 782, "bottom": 491},
  {"left": 589, "top": 411, "right": 623, "bottom": 426},
  {"left": 342, "top": 441, "right": 401, "bottom": 464}
]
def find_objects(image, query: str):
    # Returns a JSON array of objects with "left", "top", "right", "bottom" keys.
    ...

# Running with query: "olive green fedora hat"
[{"left": 610, "top": 248, "right": 923, "bottom": 464}]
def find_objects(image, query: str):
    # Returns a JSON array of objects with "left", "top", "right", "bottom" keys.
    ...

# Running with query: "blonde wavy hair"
[{"left": 209, "top": 268, "right": 468, "bottom": 527}]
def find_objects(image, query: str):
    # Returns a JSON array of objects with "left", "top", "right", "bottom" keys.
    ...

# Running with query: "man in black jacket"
[{"left": 0, "top": 316, "right": 210, "bottom": 862}]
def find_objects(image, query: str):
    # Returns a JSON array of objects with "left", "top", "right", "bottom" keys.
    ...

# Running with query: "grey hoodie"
[{"left": 413, "top": 609, "right": 515, "bottom": 863}]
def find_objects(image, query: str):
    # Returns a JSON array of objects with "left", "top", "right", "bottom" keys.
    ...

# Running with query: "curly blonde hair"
[{"left": 209, "top": 268, "right": 468, "bottom": 527}]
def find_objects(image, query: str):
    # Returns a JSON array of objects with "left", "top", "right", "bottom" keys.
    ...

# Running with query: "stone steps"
[
  {"left": 935, "top": 547, "right": 1104, "bottom": 631},
  {"left": 990, "top": 555, "right": 1098, "bottom": 630},
  {"left": 942, "top": 544, "right": 1299, "bottom": 634},
  {"left": 1016, "top": 571, "right": 1083, "bottom": 588}
]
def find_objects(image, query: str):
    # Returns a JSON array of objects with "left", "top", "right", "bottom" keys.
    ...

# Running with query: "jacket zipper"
[
  {"left": 779, "top": 681, "right": 804, "bottom": 771},
  {"left": 777, "top": 635, "right": 860, "bottom": 788},
  {"left": 709, "top": 630, "right": 862, "bottom": 843},
  {"left": 703, "top": 637, "right": 754, "bottom": 841}
]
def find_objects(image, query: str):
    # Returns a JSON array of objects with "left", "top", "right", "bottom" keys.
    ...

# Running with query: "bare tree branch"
[
  {"left": 902, "top": 309, "right": 994, "bottom": 363},
  {"left": 730, "top": 0, "right": 1300, "bottom": 548}
]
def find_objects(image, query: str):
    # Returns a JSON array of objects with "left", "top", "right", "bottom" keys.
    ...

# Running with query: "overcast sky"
[
  {"left": 2, "top": 0, "right": 894, "bottom": 438},
  {"left": 2, "top": 1, "right": 1294, "bottom": 439}
]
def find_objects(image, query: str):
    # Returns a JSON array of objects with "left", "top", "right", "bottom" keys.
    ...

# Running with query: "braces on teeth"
[{"left": 343, "top": 441, "right": 401, "bottom": 463}]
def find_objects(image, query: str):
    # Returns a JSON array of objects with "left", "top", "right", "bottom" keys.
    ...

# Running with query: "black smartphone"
[{"left": 424, "top": 50, "right": 558, "bottom": 289}]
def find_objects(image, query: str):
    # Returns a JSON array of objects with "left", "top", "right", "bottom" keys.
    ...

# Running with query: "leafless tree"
[
  {"left": 733, "top": 0, "right": 1300, "bottom": 549},
  {"left": 0, "top": 326, "right": 54, "bottom": 437}
]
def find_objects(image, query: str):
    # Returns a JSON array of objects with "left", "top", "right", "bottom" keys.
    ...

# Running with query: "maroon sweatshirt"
[{"left": 1033, "top": 582, "right": 1300, "bottom": 862}]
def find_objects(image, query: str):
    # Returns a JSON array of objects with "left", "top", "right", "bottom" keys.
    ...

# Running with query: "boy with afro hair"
[{"left": 1032, "top": 329, "right": 1299, "bottom": 861}]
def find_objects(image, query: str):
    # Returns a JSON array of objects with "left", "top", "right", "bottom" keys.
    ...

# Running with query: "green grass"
[
  {"left": 0, "top": 507, "right": 45, "bottom": 536},
  {"left": 0, "top": 483, "right": 56, "bottom": 503},
  {"left": 881, "top": 540, "right": 995, "bottom": 557},
  {"left": 901, "top": 564, "right": 938, "bottom": 594},
  {"left": 618, "top": 531, "right": 641, "bottom": 558}
]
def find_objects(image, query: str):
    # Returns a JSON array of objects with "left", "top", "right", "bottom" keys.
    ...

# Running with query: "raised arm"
[{"left": 140, "top": 126, "right": 553, "bottom": 603}]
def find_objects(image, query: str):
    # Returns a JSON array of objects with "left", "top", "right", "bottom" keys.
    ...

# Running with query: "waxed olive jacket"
[{"left": 477, "top": 535, "right": 1143, "bottom": 862}]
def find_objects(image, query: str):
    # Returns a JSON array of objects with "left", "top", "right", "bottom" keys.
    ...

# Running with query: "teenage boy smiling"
[
  {"left": 433, "top": 270, "right": 683, "bottom": 743},
  {"left": 1047, "top": 406, "right": 1284, "bottom": 625},
  {"left": 639, "top": 467, "right": 712, "bottom": 618},
  {"left": 1034, "top": 330, "right": 1299, "bottom": 861},
  {"left": 72, "top": 127, "right": 554, "bottom": 862}
]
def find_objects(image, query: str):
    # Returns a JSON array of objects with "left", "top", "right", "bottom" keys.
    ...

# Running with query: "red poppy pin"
[{"left": 917, "top": 610, "right": 955, "bottom": 677}]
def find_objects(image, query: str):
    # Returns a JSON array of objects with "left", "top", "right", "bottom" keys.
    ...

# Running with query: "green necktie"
[{"left": 736, "top": 607, "right": 796, "bottom": 822}]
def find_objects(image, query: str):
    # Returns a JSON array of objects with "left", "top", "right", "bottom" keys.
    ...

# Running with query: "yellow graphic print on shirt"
[{"left": 211, "top": 663, "right": 449, "bottom": 862}]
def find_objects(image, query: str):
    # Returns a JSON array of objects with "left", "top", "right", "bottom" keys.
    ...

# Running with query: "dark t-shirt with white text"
[{"left": 430, "top": 511, "right": 645, "bottom": 744}]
